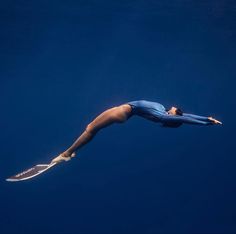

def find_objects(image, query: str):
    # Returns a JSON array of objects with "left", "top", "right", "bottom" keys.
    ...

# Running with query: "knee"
[{"left": 86, "top": 123, "right": 97, "bottom": 135}]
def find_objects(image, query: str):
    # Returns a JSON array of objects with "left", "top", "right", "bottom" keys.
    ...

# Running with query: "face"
[{"left": 168, "top": 107, "right": 178, "bottom": 115}]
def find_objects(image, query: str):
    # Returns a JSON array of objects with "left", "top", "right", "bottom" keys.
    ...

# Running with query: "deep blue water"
[{"left": 1, "top": 1, "right": 236, "bottom": 233}]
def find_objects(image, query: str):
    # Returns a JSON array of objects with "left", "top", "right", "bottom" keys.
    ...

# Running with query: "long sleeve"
[
  {"left": 160, "top": 114, "right": 213, "bottom": 125},
  {"left": 183, "top": 113, "right": 210, "bottom": 121}
]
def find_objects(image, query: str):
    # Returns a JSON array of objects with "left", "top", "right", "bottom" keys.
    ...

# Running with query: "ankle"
[{"left": 63, "top": 150, "right": 74, "bottom": 157}]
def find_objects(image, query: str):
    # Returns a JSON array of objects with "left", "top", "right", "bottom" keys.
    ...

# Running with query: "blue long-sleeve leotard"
[{"left": 127, "top": 100, "right": 212, "bottom": 125}]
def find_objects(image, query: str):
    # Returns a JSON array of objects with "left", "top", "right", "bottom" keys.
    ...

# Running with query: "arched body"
[{"left": 52, "top": 100, "right": 221, "bottom": 162}]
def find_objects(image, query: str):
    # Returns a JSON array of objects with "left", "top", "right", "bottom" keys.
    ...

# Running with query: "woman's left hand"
[{"left": 208, "top": 117, "right": 222, "bottom": 125}]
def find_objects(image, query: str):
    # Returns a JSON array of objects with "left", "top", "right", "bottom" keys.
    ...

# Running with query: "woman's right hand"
[{"left": 208, "top": 117, "right": 222, "bottom": 125}]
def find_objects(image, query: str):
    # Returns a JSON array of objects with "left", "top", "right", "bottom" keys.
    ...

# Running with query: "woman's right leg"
[{"left": 62, "top": 104, "right": 132, "bottom": 157}]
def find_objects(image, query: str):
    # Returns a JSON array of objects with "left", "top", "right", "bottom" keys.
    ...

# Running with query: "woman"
[{"left": 52, "top": 100, "right": 222, "bottom": 163}]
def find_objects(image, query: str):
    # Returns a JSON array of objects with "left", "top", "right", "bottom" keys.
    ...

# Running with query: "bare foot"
[{"left": 51, "top": 152, "right": 76, "bottom": 164}]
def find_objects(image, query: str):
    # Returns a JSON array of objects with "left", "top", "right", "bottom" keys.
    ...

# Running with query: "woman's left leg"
[{"left": 52, "top": 104, "right": 132, "bottom": 162}]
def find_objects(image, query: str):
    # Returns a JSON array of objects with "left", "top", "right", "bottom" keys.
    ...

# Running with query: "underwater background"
[{"left": 1, "top": 1, "right": 236, "bottom": 233}]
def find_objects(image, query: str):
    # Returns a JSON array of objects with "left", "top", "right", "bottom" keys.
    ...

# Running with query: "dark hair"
[
  {"left": 175, "top": 108, "right": 183, "bottom": 116},
  {"left": 165, "top": 107, "right": 183, "bottom": 116},
  {"left": 163, "top": 107, "right": 183, "bottom": 128}
]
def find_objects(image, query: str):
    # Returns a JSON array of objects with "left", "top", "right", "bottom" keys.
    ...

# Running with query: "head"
[
  {"left": 167, "top": 106, "right": 183, "bottom": 116},
  {"left": 163, "top": 106, "right": 183, "bottom": 128}
]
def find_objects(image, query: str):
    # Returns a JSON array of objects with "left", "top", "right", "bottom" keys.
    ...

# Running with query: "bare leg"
[{"left": 61, "top": 104, "right": 132, "bottom": 157}]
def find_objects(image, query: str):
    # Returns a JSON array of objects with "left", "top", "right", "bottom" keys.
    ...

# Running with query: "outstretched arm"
[
  {"left": 183, "top": 113, "right": 210, "bottom": 121},
  {"left": 160, "top": 114, "right": 214, "bottom": 125},
  {"left": 183, "top": 113, "right": 222, "bottom": 124}
]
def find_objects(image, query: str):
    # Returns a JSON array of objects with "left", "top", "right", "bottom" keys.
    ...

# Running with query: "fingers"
[
  {"left": 212, "top": 118, "right": 222, "bottom": 124},
  {"left": 208, "top": 117, "right": 222, "bottom": 125},
  {"left": 213, "top": 119, "right": 222, "bottom": 125},
  {"left": 215, "top": 119, "right": 222, "bottom": 125}
]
